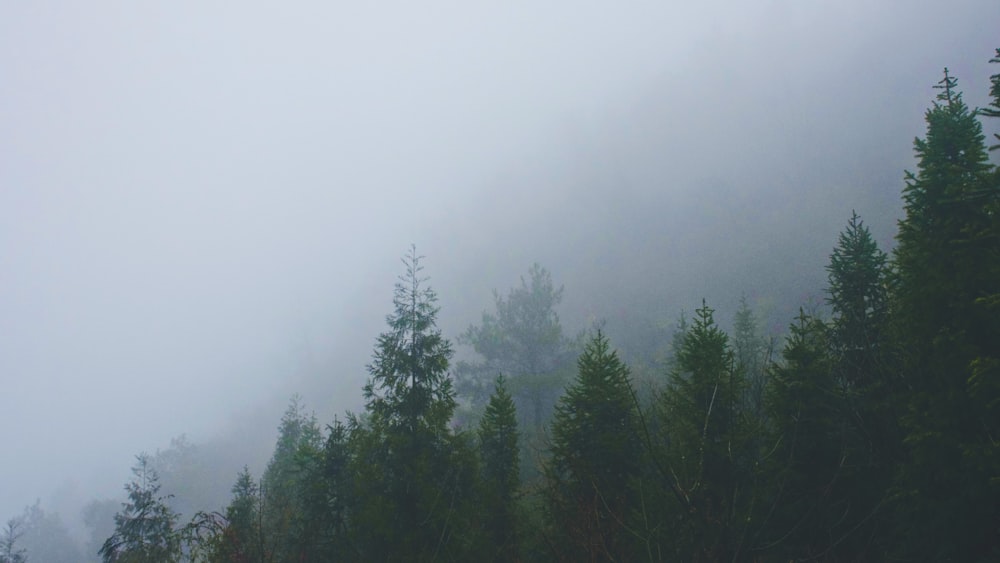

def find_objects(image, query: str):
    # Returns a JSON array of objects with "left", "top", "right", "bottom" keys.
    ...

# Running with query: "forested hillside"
[{"left": 5, "top": 51, "right": 997, "bottom": 562}]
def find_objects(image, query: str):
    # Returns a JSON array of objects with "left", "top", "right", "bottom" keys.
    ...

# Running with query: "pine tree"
[
  {"left": 891, "top": 69, "right": 1000, "bottom": 560},
  {"left": 761, "top": 311, "right": 851, "bottom": 560},
  {"left": 458, "top": 264, "right": 575, "bottom": 432},
  {"left": 657, "top": 301, "right": 754, "bottom": 561},
  {"left": 215, "top": 467, "right": 265, "bottom": 563},
  {"left": 546, "top": 331, "right": 641, "bottom": 562},
  {"left": 827, "top": 211, "right": 890, "bottom": 389},
  {"left": 294, "top": 418, "right": 352, "bottom": 561},
  {"left": 0, "top": 518, "right": 26, "bottom": 563},
  {"left": 259, "top": 396, "right": 321, "bottom": 562},
  {"left": 477, "top": 376, "right": 520, "bottom": 561},
  {"left": 823, "top": 212, "right": 897, "bottom": 557},
  {"left": 99, "top": 454, "right": 181, "bottom": 563},
  {"left": 732, "top": 295, "right": 772, "bottom": 419},
  {"left": 981, "top": 48, "right": 1000, "bottom": 150},
  {"left": 349, "top": 246, "right": 478, "bottom": 561}
]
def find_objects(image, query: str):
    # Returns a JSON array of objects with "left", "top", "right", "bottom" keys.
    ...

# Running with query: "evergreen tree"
[
  {"left": 657, "top": 301, "right": 754, "bottom": 561},
  {"left": 824, "top": 212, "right": 897, "bottom": 557},
  {"left": 761, "top": 311, "right": 852, "bottom": 560},
  {"left": 260, "top": 396, "right": 321, "bottom": 562},
  {"left": 827, "top": 211, "right": 890, "bottom": 389},
  {"left": 349, "top": 246, "right": 478, "bottom": 561},
  {"left": 0, "top": 518, "right": 26, "bottom": 563},
  {"left": 99, "top": 454, "right": 181, "bottom": 563},
  {"left": 458, "top": 264, "right": 576, "bottom": 432},
  {"left": 18, "top": 501, "right": 87, "bottom": 563},
  {"left": 546, "top": 331, "right": 641, "bottom": 562},
  {"left": 477, "top": 376, "right": 520, "bottom": 561},
  {"left": 981, "top": 48, "right": 1000, "bottom": 150},
  {"left": 294, "top": 418, "right": 352, "bottom": 561},
  {"left": 891, "top": 69, "right": 1000, "bottom": 560},
  {"left": 213, "top": 467, "right": 266, "bottom": 563},
  {"left": 731, "top": 295, "right": 772, "bottom": 419}
]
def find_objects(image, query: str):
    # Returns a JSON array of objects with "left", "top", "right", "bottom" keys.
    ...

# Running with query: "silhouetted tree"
[{"left": 891, "top": 68, "right": 1000, "bottom": 560}]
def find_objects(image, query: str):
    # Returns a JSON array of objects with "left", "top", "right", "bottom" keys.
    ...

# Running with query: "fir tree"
[
  {"left": 823, "top": 212, "right": 897, "bottom": 557},
  {"left": 99, "top": 454, "right": 181, "bottom": 563},
  {"left": 761, "top": 311, "right": 851, "bottom": 560},
  {"left": 657, "top": 301, "right": 754, "bottom": 561},
  {"left": 0, "top": 518, "right": 26, "bottom": 563},
  {"left": 546, "top": 331, "right": 641, "bottom": 562},
  {"left": 260, "top": 396, "right": 321, "bottom": 562},
  {"left": 478, "top": 376, "right": 520, "bottom": 561},
  {"left": 891, "top": 69, "right": 1000, "bottom": 560},
  {"left": 216, "top": 467, "right": 266, "bottom": 563},
  {"left": 458, "top": 264, "right": 575, "bottom": 432},
  {"left": 349, "top": 246, "right": 478, "bottom": 561}
]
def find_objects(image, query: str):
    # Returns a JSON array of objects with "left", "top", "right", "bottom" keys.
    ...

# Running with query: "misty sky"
[{"left": 2, "top": 1, "right": 999, "bottom": 524}]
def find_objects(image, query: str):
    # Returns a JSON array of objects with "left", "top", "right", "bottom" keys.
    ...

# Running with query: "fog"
[{"left": 2, "top": 0, "right": 998, "bottom": 534}]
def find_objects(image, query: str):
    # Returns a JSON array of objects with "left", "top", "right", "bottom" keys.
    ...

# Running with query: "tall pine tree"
[
  {"left": 891, "top": 68, "right": 999, "bottom": 560},
  {"left": 349, "top": 246, "right": 478, "bottom": 561}
]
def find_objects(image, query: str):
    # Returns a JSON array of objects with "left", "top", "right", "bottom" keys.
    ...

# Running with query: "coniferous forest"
[{"left": 3, "top": 47, "right": 1000, "bottom": 563}]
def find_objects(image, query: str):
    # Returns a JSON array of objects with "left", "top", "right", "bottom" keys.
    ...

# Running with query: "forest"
[{"left": 3, "top": 48, "right": 1000, "bottom": 563}]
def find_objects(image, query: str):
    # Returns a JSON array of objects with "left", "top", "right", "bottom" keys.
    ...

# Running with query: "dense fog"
[{"left": 2, "top": 1, "right": 998, "bottom": 555}]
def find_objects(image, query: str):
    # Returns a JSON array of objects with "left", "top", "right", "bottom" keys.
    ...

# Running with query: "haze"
[{"left": 2, "top": 0, "right": 998, "bottom": 535}]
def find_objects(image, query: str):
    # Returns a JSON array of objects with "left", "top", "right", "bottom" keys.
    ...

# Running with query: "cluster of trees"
[{"left": 6, "top": 51, "right": 998, "bottom": 562}]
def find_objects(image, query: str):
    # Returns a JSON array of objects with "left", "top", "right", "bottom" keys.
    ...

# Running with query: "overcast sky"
[{"left": 2, "top": 0, "right": 999, "bottom": 524}]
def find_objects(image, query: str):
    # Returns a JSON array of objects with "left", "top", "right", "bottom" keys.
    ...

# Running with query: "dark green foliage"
[
  {"left": 827, "top": 211, "right": 890, "bottom": 389},
  {"left": 100, "top": 454, "right": 181, "bottom": 563},
  {"left": 656, "top": 301, "right": 758, "bottom": 561},
  {"left": 761, "top": 311, "right": 851, "bottom": 560},
  {"left": 891, "top": 69, "right": 1000, "bottom": 560},
  {"left": 349, "top": 246, "right": 479, "bottom": 561},
  {"left": 293, "top": 418, "right": 352, "bottom": 561},
  {"left": 546, "top": 331, "right": 641, "bottom": 562},
  {"left": 823, "top": 212, "right": 897, "bottom": 557},
  {"left": 478, "top": 376, "right": 520, "bottom": 561}
]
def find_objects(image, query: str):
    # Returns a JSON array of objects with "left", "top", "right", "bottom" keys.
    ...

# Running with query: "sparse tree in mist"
[
  {"left": 544, "top": 331, "right": 641, "bottom": 562},
  {"left": 890, "top": 67, "right": 1000, "bottom": 560},
  {"left": 16, "top": 501, "right": 85, "bottom": 563},
  {"left": 731, "top": 295, "right": 772, "bottom": 420},
  {"left": 0, "top": 517, "right": 26, "bottom": 563},
  {"left": 99, "top": 454, "right": 181, "bottom": 563},
  {"left": 458, "top": 264, "right": 576, "bottom": 432},
  {"left": 348, "top": 246, "right": 479, "bottom": 561}
]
